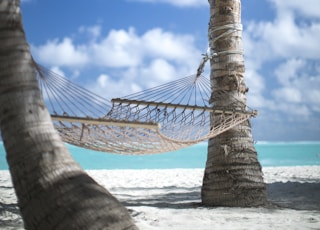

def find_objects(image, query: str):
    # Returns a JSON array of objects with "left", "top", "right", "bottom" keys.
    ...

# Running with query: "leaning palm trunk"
[
  {"left": 0, "top": 1, "right": 137, "bottom": 229},
  {"left": 201, "top": 0, "right": 268, "bottom": 206}
]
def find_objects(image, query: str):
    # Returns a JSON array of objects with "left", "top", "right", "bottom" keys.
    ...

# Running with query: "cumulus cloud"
[
  {"left": 245, "top": 14, "right": 320, "bottom": 61},
  {"left": 270, "top": 0, "right": 320, "bottom": 19},
  {"left": 33, "top": 26, "right": 200, "bottom": 69},
  {"left": 273, "top": 87, "right": 302, "bottom": 103},
  {"left": 264, "top": 58, "right": 320, "bottom": 120},
  {"left": 50, "top": 66, "right": 65, "bottom": 77},
  {"left": 90, "top": 28, "right": 142, "bottom": 67},
  {"left": 89, "top": 73, "right": 143, "bottom": 99},
  {"left": 243, "top": 0, "right": 320, "bottom": 122},
  {"left": 240, "top": 0, "right": 320, "bottom": 140},
  {"left": 128, "top": 0, "right": 207, "bottom": 8},
  {"left": 274, "top": 58, "right": 305, "bottom": 85},
  {"left": 78, "top": 25, "right": 102, "bottom": 40},
  {"left": 32, "top": 25, "right": 203, "bottom": 99},
  {"left": 32, "top": 38, "right": 89, "bottom": 67},
  {"left": 31, "top": 0, "right": 320, "bottom": 140},
  {"left": 87, "top": 56, "right": 195, "bottom": 99},
  {"left": 141, "top": 59, "right": 176, "bottom": 83}
]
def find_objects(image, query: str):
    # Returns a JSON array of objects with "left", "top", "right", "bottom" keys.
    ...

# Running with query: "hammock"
[{"left": 36, "top": 61, "right": 257, "bottom": 154}]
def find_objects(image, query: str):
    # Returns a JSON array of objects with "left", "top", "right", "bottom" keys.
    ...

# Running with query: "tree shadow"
[
  {"left": 116, "top": 182, "right": 320, "bottom": 211},
  {"left": 0, "top": 202, "right": 23, "bottom": 228},
  {"left": 1, "top": 179, "right": 319, "bottom": 229},
  {"left": 0, "top": 172, "right": 137, "bottom": 229},
  {"left": 114, "top": 186, "right": 202, "bottom": 209},
  {"left": 267, "top": 182, "right": 320, "bottom": 211}
]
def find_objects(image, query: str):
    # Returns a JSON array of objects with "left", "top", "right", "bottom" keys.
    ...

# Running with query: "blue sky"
[{"left": 20, "top": 0, "right": 320, "bottom": 142}]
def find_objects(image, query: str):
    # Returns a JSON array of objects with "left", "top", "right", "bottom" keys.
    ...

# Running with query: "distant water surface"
[{"left": 0, "top": 142, "right": 319, "bottom": 170}]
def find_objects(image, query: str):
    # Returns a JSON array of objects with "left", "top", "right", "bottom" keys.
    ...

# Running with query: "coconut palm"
[
  {"left": 201, "top": 0, "right": 268, "bottom": 207},
  {"left": 0, "top": 0, "right": 137, "bottom": 229}
]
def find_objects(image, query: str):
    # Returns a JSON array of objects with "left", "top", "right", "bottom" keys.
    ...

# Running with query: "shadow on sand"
[
  {"left": 0, "top": 202, "right": 23, "bottom": 228},
  {"left": 1, "top": 182, "right": 319, "bottom": 229},
  {"left": 267, "top": 182, "right": 320, "bottom": 211},
  {"left": 117, "top": 182, "right": 320, "bottom": 211}
]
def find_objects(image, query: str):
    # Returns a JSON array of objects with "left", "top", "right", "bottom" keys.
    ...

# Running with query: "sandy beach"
[{"left": 1, "top": 166, "right": 319, "bottom": 229}]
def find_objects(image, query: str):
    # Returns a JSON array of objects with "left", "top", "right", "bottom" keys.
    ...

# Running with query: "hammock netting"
[{"left": 36, "top": 65, "right": 257, "bottom": 154}]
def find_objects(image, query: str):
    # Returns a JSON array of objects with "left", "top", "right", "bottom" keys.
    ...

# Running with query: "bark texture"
[
  {"left": 0, "top": 1, "right": 137, "bottom": 229},
  {"left": 201, "top": 0, "right": 268, "bottom": 207}
]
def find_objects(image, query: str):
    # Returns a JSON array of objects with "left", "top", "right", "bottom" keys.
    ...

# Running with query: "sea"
[{"left": 0, "top": 142, "right": 320, "bottom": 170}]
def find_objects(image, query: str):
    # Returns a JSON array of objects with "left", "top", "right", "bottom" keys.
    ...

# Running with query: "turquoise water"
[{"left": 0, "top": 142, "right": 320, "bottom": 170}]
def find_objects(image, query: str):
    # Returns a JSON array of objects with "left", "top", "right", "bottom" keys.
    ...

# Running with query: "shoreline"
[{"left": 1, "top": 166, "right": 319, "bottom": 229}]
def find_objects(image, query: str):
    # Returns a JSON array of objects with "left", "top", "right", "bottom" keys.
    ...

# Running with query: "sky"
[{"left": 20, "top": 0, "right": 320, "bottom": 142}]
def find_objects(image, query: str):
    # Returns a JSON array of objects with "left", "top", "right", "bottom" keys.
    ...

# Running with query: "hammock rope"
[{"left": 36, "top": 60, "right": 257, "bottom": 154}]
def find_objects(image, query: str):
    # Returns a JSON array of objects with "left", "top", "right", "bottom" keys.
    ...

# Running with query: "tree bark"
[
  {"left": 201, "top": 0, "right": 268, "bottom": 207},
  {"left": 0, "top": 0, "right": 137, "bottom": 229}
]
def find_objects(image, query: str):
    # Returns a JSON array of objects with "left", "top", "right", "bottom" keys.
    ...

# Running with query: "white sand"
[{"left": 1, "top": 166, "right": 319, "bottom": 229}]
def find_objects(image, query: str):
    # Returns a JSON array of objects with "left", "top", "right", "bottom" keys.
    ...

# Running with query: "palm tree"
[
  {"left": 0, "top": 0, "right": 137, "bottom": 229},
  {"left": 201, "top": 0, "right": 268, "bottom": 206}
]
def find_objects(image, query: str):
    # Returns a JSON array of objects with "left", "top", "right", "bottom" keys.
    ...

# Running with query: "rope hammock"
[{"left": 36, "top": 55, "right": 257, "bottom": 154}]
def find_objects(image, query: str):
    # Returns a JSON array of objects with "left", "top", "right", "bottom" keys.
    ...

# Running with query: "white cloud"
[
  {"left": 87, "top": 58, "right": 190, "bottom": 100},
  {"left": 89, "top": 27, "right": 200, "bottom": 69},
  {"left": 32, "top": 38, "right": 88, "bottom": 67},
  {"left": 90, "top": 28, "right": 142, "bottom": 67},
  {"left": 30, "top": 0, "right": 320, "bottom": 140},
  {"left": 272, "top": 59, "right": 320, "bottom": 116},
  {"left": 276, "top": 102, "right": 311, "bottom": 118},
  {"left": 89, "top": 73, "right": 142, "bottom": 99},
  {"left": 97, "top": 74, "right": 108, "bottom": 88},
  {"left": 243, "top": 0, "right": 320, "bottom": 121},
  {"left": 33, "top": 27, "right": 200, "bottom": 70},
  {"left": 140, "top": 58, "right": 177, "bottom": 86},
  {"left": 274, "top": 58, "right": 305, "bottom": 85},
  {"left": 129, "top": 0, "right": 207, "bottom": 8},
  {"left": 272, "top": 87, "right": 302, "bottom": 103},
  {"left": 78, "top": 25, "right": 102, "bottom": 40},
  {"left": 33, "top": 26, "right": 202, "bottom": 99},
  {"left": 50, "top": 66, "right": 65, "bottom": 77},
  {"left": 270, "top": 0, "right": 320, "bottom": 19},
  {"left": 244, "top": 59, "right": 266, "bottom": 108},
  {"left": 245, "top": 70, "right": 264, "bottom": 95},
  {"left": 245, "top": 13, "right": 320, "bottom": 60},
  {"left": 142, "top": 28, "right": 197, "bottom": 63}
]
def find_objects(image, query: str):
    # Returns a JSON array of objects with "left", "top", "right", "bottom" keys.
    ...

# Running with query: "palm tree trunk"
[
  {"left": 0, "top": 1, "right": 137, "bottom": 229},
  {"left": 201, "top": 0, "right": 268, "bottom": 207}
]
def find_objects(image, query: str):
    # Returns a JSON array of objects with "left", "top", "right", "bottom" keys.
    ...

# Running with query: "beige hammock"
[{"left": 36, "top": 62, "right": 257, "bottom": 155}]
